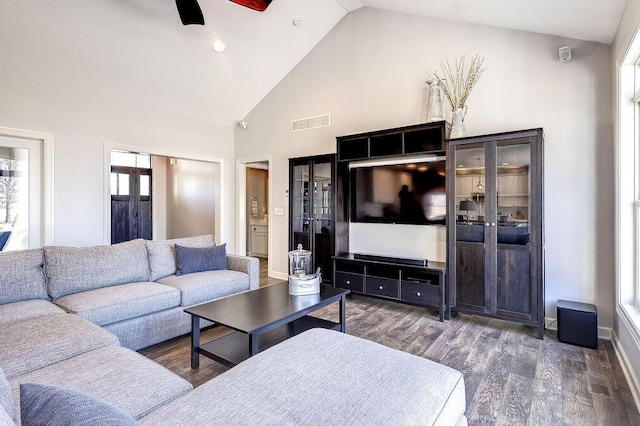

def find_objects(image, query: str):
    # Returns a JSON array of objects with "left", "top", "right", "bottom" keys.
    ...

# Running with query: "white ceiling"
[
  {"left": 357, "top": 0, "right": 627, "bottom": 46},
  {"left": 0, "top": 0, "right": 627, "bottom": 128}
]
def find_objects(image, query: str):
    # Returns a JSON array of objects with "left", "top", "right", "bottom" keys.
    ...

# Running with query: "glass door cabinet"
[
  {"left": 447, "top": 129, "right": 544, "bottom": 338},
  {"left": 289, "top": 154, "right": 335, "bottom": 283}
]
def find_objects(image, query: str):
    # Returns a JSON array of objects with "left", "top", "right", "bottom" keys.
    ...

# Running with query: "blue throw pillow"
[
  {"left": 175, "top": 243, "right": 229, "bottom": 276},
  {"left": 20, "top": 383, "right": 137, "bottom": 426}
]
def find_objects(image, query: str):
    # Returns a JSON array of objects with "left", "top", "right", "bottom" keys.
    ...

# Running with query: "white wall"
[
  {"left": 151, "top": 156, "right": 167, "bottom": 241},
  {"left": 612, "top": 0, "right": 640, "bottom": 408},
  {"left": 235, "top": 8, "right": 614, "bottom": 330},
  {"left": 166, "top": 158, "right": 219, "bottom": 240},
  {"left": 0, "top": 73, "right": 236, "bottom": 250}
]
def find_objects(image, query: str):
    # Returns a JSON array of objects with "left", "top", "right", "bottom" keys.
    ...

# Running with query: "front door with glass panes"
[{"left": 110, "top": 151, "right": 152, "bottom": 243}]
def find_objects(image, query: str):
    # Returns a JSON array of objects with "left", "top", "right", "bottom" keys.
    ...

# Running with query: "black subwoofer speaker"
[{"left": 557, "top": 300, "right": 598, "bottom": 349}]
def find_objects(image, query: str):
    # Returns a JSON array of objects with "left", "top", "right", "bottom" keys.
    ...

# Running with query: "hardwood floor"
[{"left": 140, "top": 267, "right": 640, "bottom": 425}]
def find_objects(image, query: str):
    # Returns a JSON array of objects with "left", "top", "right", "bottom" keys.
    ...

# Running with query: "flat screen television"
[{"left": 350, "top": 157, "right": 446, "bottom": 225}]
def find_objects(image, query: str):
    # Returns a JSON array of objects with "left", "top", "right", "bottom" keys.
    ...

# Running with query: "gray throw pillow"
[
  {"left": 175, "top": 243, "right": 228, "bottom": 275},
  {"left": 20, "top": 383, "right": 137, "bottom": 426}
]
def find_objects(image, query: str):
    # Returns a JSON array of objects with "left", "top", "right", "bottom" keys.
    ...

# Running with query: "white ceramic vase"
[{"left": 450, "top": 107, "right": 467, "bottom": 138}]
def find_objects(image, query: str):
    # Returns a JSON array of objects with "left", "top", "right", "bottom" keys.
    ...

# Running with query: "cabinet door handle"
[
  {"left": 379, "top": 285, "right": 383, "bottom": 290},
  {"left": 346, "top": 280, "right": 351, "bottom": 285},
  {"left": 485, "top": 222, "right": 490, "bottom": 227},
  {"left": 416, "top": 292, "right": 421, "bottom": 297},
  {"left": 491, "top": 222, "right": 496, "bottom": 227}
]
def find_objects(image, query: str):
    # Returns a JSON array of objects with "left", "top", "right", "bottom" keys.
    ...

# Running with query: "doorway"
[
  {"left": 237, "top": 157, "right": 272, "bottom": 278},
  {"left": 0, "top": 132, "right": 51, "bottom": 250},
  {"left": 110, "top": 151, "right": 152, "bottom": 243},
  {"left": 106, "top": 146, "right": 222, "bottom": 245}
]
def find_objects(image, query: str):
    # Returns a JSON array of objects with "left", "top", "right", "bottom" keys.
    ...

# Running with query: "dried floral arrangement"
[{"left": 428, "top": 55, "right": 486, "bottom": 110}]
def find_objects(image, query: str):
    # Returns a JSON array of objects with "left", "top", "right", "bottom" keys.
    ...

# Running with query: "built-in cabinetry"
[
  {"left": 289, "top": 154, "right": 335, "bottom": 282},
  {"left": 333, "top": 255, "right": 447, "bottom": 321},
  {"left": 248, "top": 224, "right": 268, "bottom": 257},
  {"left": 447, "top": 128, "right": 544, "bottom": 338},
  {"left": 335, "top": 121, "right": 450, "bottom": 255},
  {"left": 333, "top": 121, "right": 450, "bottom": 315}
]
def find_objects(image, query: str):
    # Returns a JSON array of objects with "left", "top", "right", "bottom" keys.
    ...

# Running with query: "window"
[{"left": 618, "top": 29, "right": 640, "bottom": 325}]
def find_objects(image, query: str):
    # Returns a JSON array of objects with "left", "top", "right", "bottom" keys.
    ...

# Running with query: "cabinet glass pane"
[
  {"left": 292, "top": 164, "right": 310, "bottom": 250},
  {"left": 313, "top": 162, "right": 332, "bottom": 234},
  {"left": 454, "top": 146, "right": 485, "bottom": 242},
  {"left": 496, "top": 143, "right": 530, "bottom": 245}
]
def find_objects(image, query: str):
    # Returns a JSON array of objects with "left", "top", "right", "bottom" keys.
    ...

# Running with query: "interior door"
[{"left": 111, "top": 166, "right": 152, "bottom": 244}]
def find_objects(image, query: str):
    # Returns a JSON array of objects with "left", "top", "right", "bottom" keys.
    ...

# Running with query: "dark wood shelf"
[
  {"left": 333, "top": 254, "right": 447, "bottom": 321},
  {"left": 198, "top": 316, "right": 340, "bottom": 368},
  {"left": 336, "top": 121, "right": 449, "bottom": 162}
]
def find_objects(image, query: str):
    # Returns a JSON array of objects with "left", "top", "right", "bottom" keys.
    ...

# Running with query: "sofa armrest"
[{"left": 227, "top": 255, "right": 259, "bottom": 290}]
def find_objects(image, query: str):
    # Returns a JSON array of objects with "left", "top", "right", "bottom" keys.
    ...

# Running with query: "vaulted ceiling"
[{"left": 0, "top": 1, "right": 627, "bottom": 127}]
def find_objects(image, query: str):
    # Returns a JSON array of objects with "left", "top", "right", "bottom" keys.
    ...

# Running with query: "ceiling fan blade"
[
  {"left": 175, "top": 0, "right": 205, "bottom": 25},
  {"left": 229, "top": 0, "right": 273, "bottom": 12}
]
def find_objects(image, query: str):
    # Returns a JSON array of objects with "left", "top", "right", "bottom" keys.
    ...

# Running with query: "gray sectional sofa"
[
  {"left": 0, "top": 236, "right": 467, "bottom": 425},
  {"left": 0, "top": 234, "right": 258, "bottom": 350}
]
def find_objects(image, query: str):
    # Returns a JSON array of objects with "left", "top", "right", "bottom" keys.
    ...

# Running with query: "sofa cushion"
[
  {"left": 145, "top": 235, "right": 215, "bottom": 281},
  {"left": 20, "top": 383, "right": 136, "bottom": 426},
  {"left": 0, "top": 367, "right": 12, "bottom": 421},
  {"left": 0, "top": 249, "right": 47, "bottom": 305},
  {"left": 0, "top": 314, "right": 119, "bottom": 379},
  {"left": 0, "top": 405, "right": 13, "bottom": 426},
  {"left": 139, "top": 328, "right": 467, "bottom": 426},
  {"left": 157, "top": 270, "right": 249, "bottom": 306},
  {"left": 10, "top": 346, "right": 192, "bottom": 424},
  {"left": 44, "top": 239, "right": 150, "bottom": 299},
  {"left": 0, "top": 300, "right": 66, "bottom": 326},
  {"left": 53, "top": 282, "right": 181, "bottom": 326},
  {"left": 175, "top": 243, "right": 228, "bottom": 276}
]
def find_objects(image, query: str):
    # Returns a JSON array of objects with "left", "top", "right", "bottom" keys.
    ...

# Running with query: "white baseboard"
[
  {"left": 544, "top": 316, "right": 612, "bottom": 340},
  {"left": 612, "top": 329, "right": 640, "bottom": 414},
  {"left": 270, "top": 271, "right": 288, "bottom": 280}
]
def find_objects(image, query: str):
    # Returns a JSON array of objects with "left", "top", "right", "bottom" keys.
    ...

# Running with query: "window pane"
[
  {"left": 136, "top": 154, "right": 151, "bottom": 169},
  {"left": 111, "top": 151, "right": 136, "bottom": 167},
  {"left": 0, "top": 148, "right": 29, "bottom": 250},
  {"left": 110, "top": 173, "right": 118, "bottom": 195},
  {"left": 119, "top": 174, "right": 129, "bottom": 196},
  {"left": 140, "top": 175, "right": 150, "bottom": 196}
]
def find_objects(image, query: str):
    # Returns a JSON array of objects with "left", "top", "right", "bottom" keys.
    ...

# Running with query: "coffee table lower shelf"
[{"left": 198, "top": 315, "right": 340, "bottom": 368}]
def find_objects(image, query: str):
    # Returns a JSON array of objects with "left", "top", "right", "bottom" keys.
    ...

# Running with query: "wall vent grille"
[{"left": 291, "top": 114, "right": 331, "bottom": 132}]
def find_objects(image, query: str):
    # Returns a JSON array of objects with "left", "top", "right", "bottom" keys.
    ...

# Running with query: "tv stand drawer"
[
  {"left": 401, "top": 281, "right": 439, "bottom": 306},
  {"left": 366, "top": 277, "right": 399, "bottom": 299},
  {"left": 335, "top": 272, "right": 364, "bottom": 293}
]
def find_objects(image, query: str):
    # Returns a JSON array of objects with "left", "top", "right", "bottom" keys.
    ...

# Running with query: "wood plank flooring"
[{"left": 140, "top": 265, "right": 639, "bottom": 425}]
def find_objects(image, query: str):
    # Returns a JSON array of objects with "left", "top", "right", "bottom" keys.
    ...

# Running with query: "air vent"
[{"left": 291, "top": 114, "right": 331, "bottom": 132}]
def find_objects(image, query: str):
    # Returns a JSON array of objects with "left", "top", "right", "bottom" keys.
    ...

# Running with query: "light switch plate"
[{"left": 274, "top": 207, "right": 284, "bottom": 216}]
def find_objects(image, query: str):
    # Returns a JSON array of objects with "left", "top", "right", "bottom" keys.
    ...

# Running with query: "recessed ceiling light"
[
  {"left": 418, "top": 166, "right": 428, "bottom": 172},
  {"left": 213, "top": 41, "right": 226, "bottom": 53},
  {"left": 292, "top": 17, "right": 302, "bottom": 27}
]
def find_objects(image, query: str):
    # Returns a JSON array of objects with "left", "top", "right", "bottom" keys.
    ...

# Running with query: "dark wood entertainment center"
[
  {"left": 332, "top": 122, "right": 451, "bottom": 321},
  {"left": 289, "top": 121, "right": 545, "bottom": 337}
]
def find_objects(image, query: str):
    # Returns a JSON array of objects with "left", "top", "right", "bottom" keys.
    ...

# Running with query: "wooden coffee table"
[{"left": 185, "top": 282, "right": 349, "bottom": 368}]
